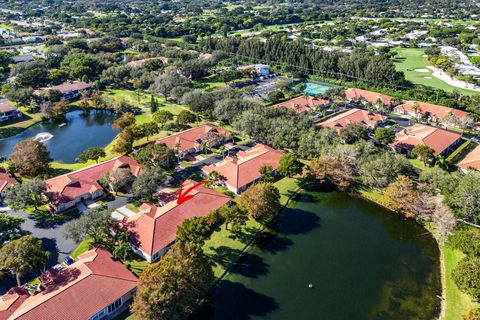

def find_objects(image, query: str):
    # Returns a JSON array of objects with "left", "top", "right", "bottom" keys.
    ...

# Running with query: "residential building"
[
  {"left": 0, "top": 100, "right": 22, "bottom": 122},
  {"left": 237, "top": 64, "right": 270, "bottom": 76},
  {"left": 0, "top": 248, "right": 137, "bottom": 320},
  {"left": 154, "top": 124, "right": 231, "bottom": 159},
  {"left": 394, "top": 101, "right": 469, "bottom": 126},
  {"left": 0, "top": 168, "right": 17, "bottom": 203},
  {"left": 202, "top": 144, "right": 284, "bottom": 194},
  {"left": 39, "top": 81, "right": 92, "bottom": 100},
  {"left": 126, "top": 180, "right": 230, "bottom": 262},
  {"left": 345, "top": 88, "right": 393, "bottom": 106},
  {"left": 457, "top": 144, "right": 480, "bottom": 171},
  {"left": 271, "top": 95, "right": 330, "bottom": 114},
  {"left": 45, "top": 156, "right": 142, "bottom": 212},
  {"left": 316, "top": 108, "right": 387, "bottom": 133},
  {"left": 392, "top": 124, "right": 462, "bottom": 156}
]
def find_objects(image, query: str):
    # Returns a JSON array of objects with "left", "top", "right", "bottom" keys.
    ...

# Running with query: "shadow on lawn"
[
  {"left": 207, "top": 246, "right": 268, "bottom": 279},
  {"left": 32, "top": 208, "right": 81, "bottom": 229}
]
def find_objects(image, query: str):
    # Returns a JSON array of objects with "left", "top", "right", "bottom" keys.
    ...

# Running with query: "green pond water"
[{"left": 208, "top": 192, "right": 441, "bottom": 320}]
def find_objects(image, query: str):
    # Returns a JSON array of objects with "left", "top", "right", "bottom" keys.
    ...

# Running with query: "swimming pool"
[{"left": 301, "top": 81, "right": 340, "bottom": 96}]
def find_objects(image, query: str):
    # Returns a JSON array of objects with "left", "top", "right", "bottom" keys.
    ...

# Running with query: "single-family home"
[
  {"left": 394, "top": 101, "right": 469, "bottom": 126},
  {"left": 154, "top": 124, "right": 231, "bottom": 159},
  {"left": 237, "top": 64, "right": 270, "bottom": 76},
  {"left": 345, "top": 88, "right": 393, "bottom": 107},
  {"left": 271, "top": 95, "right": 330, "bottom": 114},
  {"left": 0, "top": 168, "right": 17, "bottom": 203},
  {"left": 0, "top": 100, "right": 22, "bottom": 122},
  {"left": 457, "top": 144, "right": 480, "bottom": 172},
  {"left": 316, "top": 108, "right": 387, "bottom": 133},
  {"left": 45, "top": 156, "right": 142, "bottom": 212},
  {"left": 202, "top": 144, "right": 284, "bottom": 194},
  {"left": 392, "top": 124, "right": 462, "bottom": 156},
  {"left": 0, "top": 247, "right": 137, "bottom": 320},
  {"left": 39, "top": 81, "right": 92, "bottom": 100},
  {"left": 126, "top": 180, "right": 231, "bottom": 262}
]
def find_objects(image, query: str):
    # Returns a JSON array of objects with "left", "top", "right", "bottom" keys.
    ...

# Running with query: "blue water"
[{"left": 0, "top": 110, "right": 118, "bottom": 163}]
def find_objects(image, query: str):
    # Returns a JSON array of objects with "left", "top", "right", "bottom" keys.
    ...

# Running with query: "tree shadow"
[
  {"left": 40, "top": 267, "right": 82, "bottom": 294},
  {"left": 254, "top": 233, "right": 294, "bottom": 255},
  {"left": 206, "top": 245, "right": 243, "bottom": 270},
  {"left": 229, "top": 252, "right": 268, "bottom": 279},
  {"left": 277, "top": 208, "right": 321, "bottom": 236},
  {"left": 40, "top": 237, "right": 59, "bottom": 267},
  {"left": 33, "top": 209, "right": 82, "bottom": 229},
  {"left": 210, "top": 280, "right": 279, "bottom": 320},
  {"left": 227, "top": 226, "right": 259, "bottom": 244}
]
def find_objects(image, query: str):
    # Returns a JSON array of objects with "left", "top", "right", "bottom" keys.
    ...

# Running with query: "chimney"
[{"left": 231, "top": 156, "right": 238, "bottom": 165}]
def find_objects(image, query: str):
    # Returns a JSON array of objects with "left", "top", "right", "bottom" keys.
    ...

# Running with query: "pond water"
[
  {"left": 0, "top": 110, "right": 118, "bottom": 163},
  {"left": 301, "top": 81, "right": 340, "bottom": 96},
  {"left": 207, "top": 192, "right": 441, "bottom": 320}
]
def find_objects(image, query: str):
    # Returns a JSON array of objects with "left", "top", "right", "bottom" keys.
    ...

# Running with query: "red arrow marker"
[{"left": 177, "top": 180, "right": 209, "bottom": 205}]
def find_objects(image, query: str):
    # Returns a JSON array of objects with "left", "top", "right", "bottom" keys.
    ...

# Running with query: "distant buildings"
[
  {"left": 0, "top": 248, "right": 137, "bottom": 320},
  {"left": 394, "top": 101, "right": 469, "bottom": 126},
  {"left": 237, "top": 64, "right": 270, "bottom": 76},
  {"left": 203, "top": 144, "right": 283, "bottom": 194},
  {"left": 0, "top": 168, "right": 17, "bottom": 203},
  {"left": 392, "top": 124, "right": 462, "bottom": 156},
  {"left": 271, "top": 95, "right": 330, "bottom": 114},
  {"left": 154, "top": 124, "right": 231, "bottom": 159},
  {"left": 317, "top": 108, "right": 387, "bottom": 132},
  {"left": 37, "top": 81, "right": 92, "bottom": 100},
  {"left": 126, "top": 180, "right": 231, "bottom": 262},
  {"left": 45, "top": 156, "right": 142, "bottom": 212},
  {"left": 0, "top": 99, "right": 22, "bottom": 122}
]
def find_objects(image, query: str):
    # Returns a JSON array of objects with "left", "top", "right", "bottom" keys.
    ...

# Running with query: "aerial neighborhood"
[{"left": 0, "top": 1, "right": 479, "bottom": 320}]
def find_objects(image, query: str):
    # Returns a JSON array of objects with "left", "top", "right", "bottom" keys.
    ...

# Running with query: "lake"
[
  {"left": 0, "top": 110, "right": 118, "bottom": 163},
  {"left": 207, "top": 192, "right": 441, "bottom": 320}
]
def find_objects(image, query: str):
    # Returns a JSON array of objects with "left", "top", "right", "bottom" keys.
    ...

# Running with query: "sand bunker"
[
  {"left": 424, "top": 76, "right": 433, "bottom": 79},
  {"left": 414, "top": 68, "right": 430, "bottom": 73}
]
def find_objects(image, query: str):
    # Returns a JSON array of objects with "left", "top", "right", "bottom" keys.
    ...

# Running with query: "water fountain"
[{"left": 34, "top": 132, "right": 54, "bottom": 143}]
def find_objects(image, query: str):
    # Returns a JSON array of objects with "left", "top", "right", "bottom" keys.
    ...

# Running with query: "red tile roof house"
[
  {"left": 271, "top": 95, "right": 330, "bottom": 114},
  {"left": 457, "top": 144, "right": 480, "bottom": 172},
  {"left": 0, "top": 247, "right": 137, "bottom": 320},
  {"left": 37, "top": 81, "right": 92, "bottom": 100},
  {"left": 45, "top": 156, "right": 142, "bottom": 213},
  {"left": 0, "top": 168, "right": 17, "bottom": 203},
  {"left": 393, "top": 101, "right": 469, "bottom": 127},
  {"left": 392, "top": 124, "right": 462, "bottom": 156},
  {"left": 0, "top": 99, "right": 22, "bottom": 122},
  {"left": 345, "top": 88, "right": 393, "bottom": 107},
  {"left": 154, "top": 124, "right": 231, "bottom": 160},
  {"left": 126, "top": 180, "right": 231, "bottom": 262},
  {"left": 202, "top": 144, "right": 284, "bottom": 194},
  {"left": 316, "top": 108, "right": 387, "bottom": 133}
]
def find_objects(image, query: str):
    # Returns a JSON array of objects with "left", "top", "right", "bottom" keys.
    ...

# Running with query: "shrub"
[{"left": 452, "top": 256, "right": 480, "bottom": 300}]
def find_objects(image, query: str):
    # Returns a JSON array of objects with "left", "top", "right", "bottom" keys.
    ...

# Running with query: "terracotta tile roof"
[
  {"left": 202, "top": 144, "right": 284, "bottom": 191},
  {"left": 0, "top": 100, "right": 17, "bottom": 114},
  {"left": 0, "top": 168, "right": 17, "bottom": 193},
  {"left": 394, "top": 101, "right": 468, "bottom": 120},
  {"left": 458, "top": 144, "right": 480, "bottom": 171},
  {"left": 45, "top": 156, "right": 142, "bottom": 205},
  {"left": 0, "top": 248, "right": 137, "bottom": 320},
  {"left": 155, "top": 124, "right": 230, "bottom": 154},
  {"left": 393, "top": 124, "right": 461, "bottom": 155},
  {"left": 317, "top": 108, "right": 387, "bottom": 132},
  {"left": 345, "top": 88, "right": 393, "bottom": 105},
  {"left": 127, "top": 180, "right": 230, "bottom": 256},
  {"left": 271, "top": 95, "right": 329, "bottom": 113},
  {"left": 48, "top": 81, "right": 92, "bottom": 94}
]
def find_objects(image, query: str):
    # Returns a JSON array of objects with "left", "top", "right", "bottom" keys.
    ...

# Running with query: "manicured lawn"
[
  {"left": 393, "top": 47, "right": 478, "bottom": 95},
  {"left": 123, "top": 256, "right": 150, "bottom": 277},
  {"left": 71, "top": 238, "right": 94, "bottom": 259},
  {"left": 274, "top": 176, "right": 300, "bottom": 206},
  {"left": 443, "top": 245, "right": 479, "bottom": 320},
  {"left": 447, "top": 139, "right": 477, "bottom": 164},
  {"left": 125, "top": 203, "right": 140, "bottom": 213},
  {"left": 356, "top": 185, "right": 392, "bottom": 209},
  {"left": 409, "top": 158, "right": 428, "bottom": 171}
]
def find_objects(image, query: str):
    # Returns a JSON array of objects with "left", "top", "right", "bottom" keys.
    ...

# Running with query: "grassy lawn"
[
  {"left": 447, "top": 139, "right": 477, "bottom": 164},
  {"left": 392, "top": 47, "right": 478, "bottom": 96},
  {"left": 409, "top": 158, "right": 428, "bottom": 171},
  {"left": 355, "top": 185, "right": 392, "bottom": 209},
  {"left": 125, "top": 203, "right": 140, "bottom": 213},
  {"left": 273, "top": 176, "right": 300, "bottom": 206},
  {"left": 123, "top": 256, "right": 150, "bottom": 277},
  {"left": 443, "top": 245, "right": 479, "bottom": 320},
  {"left": 71, "top": 238, "right": 94, "bottom": 259}
]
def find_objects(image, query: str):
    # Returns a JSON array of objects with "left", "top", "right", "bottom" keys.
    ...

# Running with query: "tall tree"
[
  {"left": 3, "top": 179, "right": 46, "bottom": 211},
  {"left": 132, "top": 167, "right": 166, "bottom": 200},
  {"left": 412, "top": 145, "right": 436, "bottom": 165},
  {"left": 112, "top": 112, "right": 136, "bottom": 130},
  {"left": 0, "top": 236, "right": 49, "bottom": 286},
  {"left": 176, "top": 217, "right": 211, "bottom": 249},
  {"left": 0, "top": 213, "right": 24, "bottom": 242},
  {"left": 238, "top": 183, "right": 281, "bottom": 227},
  {"left": 278, "top": 153, "right": 301, "bottom": 177},
  {"left": 302, "top": 156, "right": 354, "bottom": 191},
  {"left": 132, "top": 243, "right": 214, "bottom": 320},
  {"left": 75, "top": 147, "right": 106, "bottom": 163},
  {"left": 63, "top": 206, "right": 115, "bottom": 244},
  {"left": 219, "top": 204, "right": 247, "bottom": 232},
  {"left": 8, "top": 138, "right": 51, "bottom": 177}
]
